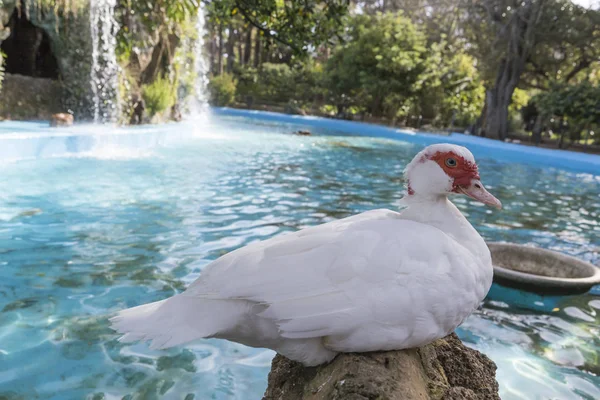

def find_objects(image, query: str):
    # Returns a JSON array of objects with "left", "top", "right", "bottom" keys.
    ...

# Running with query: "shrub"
[
  {"left": 258, "top": 63, "right": 294, "bottom": 103},
  {"left": 534, "top": 81, "right": 600, "bottom": 144},
  {"left": 208, "top": 73, "right": 237, "bottom": 106},
  {"left": 234, "top": 62, "right": 325, "bottom": 108},
  {"left": 235, "top": 66, "right": 260, "bottom": 105},
  {"left": 142, "top": 77, "right": 176, "bottom": 117}
]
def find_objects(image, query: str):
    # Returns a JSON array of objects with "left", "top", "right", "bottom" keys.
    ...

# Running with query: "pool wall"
[{"left": 213, "top": 108, "right": 600, "bottom": 175}]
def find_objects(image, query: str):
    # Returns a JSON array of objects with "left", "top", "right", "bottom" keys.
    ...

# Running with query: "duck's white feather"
[{"left": 112, "top": 203, "right": 493, "bottom": 366}]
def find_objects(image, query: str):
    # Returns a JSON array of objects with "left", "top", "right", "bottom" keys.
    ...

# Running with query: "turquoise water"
[{"left": 0, "top": 115, "right": 599, "bottom": 400}]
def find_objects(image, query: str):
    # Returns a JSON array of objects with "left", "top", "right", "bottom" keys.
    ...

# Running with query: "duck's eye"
[{"left": 445, "top": 158, "right": 457, "bottom": 168}]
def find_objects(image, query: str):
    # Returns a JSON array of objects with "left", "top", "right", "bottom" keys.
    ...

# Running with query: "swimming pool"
[{"left": 1, "top": 113, "right": 599, "bottom": 399}]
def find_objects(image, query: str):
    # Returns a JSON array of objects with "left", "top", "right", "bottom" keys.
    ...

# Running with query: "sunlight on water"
[{"left": 0, "top": 115, "right": 598, "bottom": 399}]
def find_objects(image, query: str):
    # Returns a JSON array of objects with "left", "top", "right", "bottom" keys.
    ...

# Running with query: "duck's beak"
[{"left": 457, "top": 180, "right": 502, "bottom": 209}]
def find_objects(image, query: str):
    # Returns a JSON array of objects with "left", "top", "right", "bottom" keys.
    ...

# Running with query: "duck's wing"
[{"left": 185, "top": 209, "right": 473, "bottom": 341}]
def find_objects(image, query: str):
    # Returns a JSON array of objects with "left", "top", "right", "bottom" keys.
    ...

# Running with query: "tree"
[
  {"left": 534, "top": 81, "right": 600, "bottom": 147},
  {"left": 416, "top": 38, "right": 486, "bottom": 127},
  {"left": 522, "top": 2, "right": 600, "bottom": 143},
  {"left": 465, "top": 0, "right": 547, "bottom": 140},
  {"left": 231, "top": 0, "right": 350, "bottom": 54},
  {"left": 204, "top": 0, "right": 349, "bottom": 66},
  {"left": 324, "top": 13, "right": 427, "bottom": 117},
  {"left": 359, "top": 1, "right": 465, "bottom": 45},
  {"left": 116, "top": 0, "right": 200, "bottom": 84},
  {"left": 522, "top": 1, "right": 600, "bottom": 90}
]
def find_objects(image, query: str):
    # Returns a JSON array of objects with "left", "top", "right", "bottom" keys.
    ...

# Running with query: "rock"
[
  {"left": 263, "top": 333, "right": 499, "bottom": 400},
  {"left": 0, "top": 26, "right": 9, "bottom": 42},
  {"left": 17, "top": 208, "right": 43, "bottom": 217},
  {"left": 50, "top": 112, "right": 73, "bottom": 127},
  {"left": 295, "top": 130, "right": 311, "bottom": 136},
  {"left": 171, "top": 103, "right": 182, "bottom": 122},
  {"left": 1, "top": 2, "right": 94, "bottom": 118},
  {"left": 285, "top": 100, "right": 307, "bottom": 116},
  {"left": 0, "top": 1, "right": 17, "bottom": 38},
  {"left": 129, "top": 94, "right": 145, "bottom": 125},
  {"left": 0, "top": 74, "right": 63, "bottom": 120}
]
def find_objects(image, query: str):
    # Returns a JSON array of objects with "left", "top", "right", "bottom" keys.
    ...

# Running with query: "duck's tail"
[{"left": 110, "top": 294, "right": 245, "bottom": 349}]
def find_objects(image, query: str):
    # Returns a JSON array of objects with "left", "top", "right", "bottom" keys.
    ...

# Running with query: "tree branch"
[
  {"left": 233, "top": 1, "right": 302, "bottom": 53},
  {"left": 564, "top": 58, "right": 591, "bottom": 82}
]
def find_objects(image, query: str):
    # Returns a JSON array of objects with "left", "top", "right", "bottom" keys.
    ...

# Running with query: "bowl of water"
[{"left": 489, "top": 242, "right": 600, "bottom": 295}]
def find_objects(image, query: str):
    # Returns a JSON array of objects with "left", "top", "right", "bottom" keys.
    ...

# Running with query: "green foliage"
[
  {"left": 535, "top": 81, "right": 600, "bottom": 123},
  {"left": 125, "top": 0, "right": 199, "bottom": 32},
  {"left": 235, "top": 61, "right": 324, "bottom": 106},
  {"left": 325, "top": 13, "right": 427, "bottom": 117},
  {"left": 416, "top": 39, "right": 485, "bottom": 127},
  {"left": 509, "top": 89, "right": 531, "bottom": 114},
  {"left": 142, "top": 77, "right": 177, "bottom": 117},
  {"left": 255, "top": 63, "right": 295, "bottom": 102},
  {"left": 208, "top": 73, "right": 237, "bottom": 106},
  {"left": 114, "top": 0, "right": 202, "bottom": 120},
  {"left": 235, "top": 66, "right": 260, "bottom": 103},
  {"left": 291, "top": 60, "right": 326, "bottom": 104},
  {"left": 534, "top": 81, "right": 600, "bottom": 142},
  {"left": 208, "top": 0, "right": 349, "bottom": 55},
  {"left": 523, "top": 0, "right": 600, "bottom": 88},
  {"left": 30, "top": 0, "right": 88, "bottom": 15},
  {"left": 115, "top": 0, "right": 200, "bottom": 64},
  {"left": 507, "top": 88, "right": 531, "bottom": 132}
]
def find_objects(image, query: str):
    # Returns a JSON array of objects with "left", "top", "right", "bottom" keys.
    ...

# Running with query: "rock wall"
[
  {"left": 0, "top": 0, "right": 92, "bottom": 119},
  {"left": 25, "top": 3, "right": 94, "bottom": 118},
  {"left": 0, "top": 73, "right": 64, "bottom": 120},
  {"left": 263, "top": 334, "right": 499, "bottom": 400},
  {"left": 0, "top": 1, "right": 203, "bottom": 123}
]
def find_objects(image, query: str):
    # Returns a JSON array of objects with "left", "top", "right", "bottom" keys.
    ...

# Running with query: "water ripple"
[{"left": 0, "top": 116, "right": 598, "bottom": 399}]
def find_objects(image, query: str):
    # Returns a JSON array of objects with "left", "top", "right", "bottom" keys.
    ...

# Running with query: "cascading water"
[
  {"left": 89, "top": 0, "right": 120, "bottom": 123},
  {"left": 191, "top": 3, "right": 210, "bottom": 117}
]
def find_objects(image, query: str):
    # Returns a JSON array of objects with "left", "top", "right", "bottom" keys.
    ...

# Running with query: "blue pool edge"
[{"left": 212, "top": 107, "right": 600, "bottom": 175}]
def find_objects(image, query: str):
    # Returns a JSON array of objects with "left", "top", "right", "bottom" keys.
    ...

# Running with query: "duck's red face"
[
  {"left": 430, "top": 150, "right": 502, "bottom": 209},
  {"left": 429, "top": 151, "right": 480, "bottom": 190}
]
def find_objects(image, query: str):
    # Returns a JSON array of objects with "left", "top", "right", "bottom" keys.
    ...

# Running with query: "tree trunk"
[
  {"left": 237, "top": 30, "right": 244, "bottom": 65},
  {"left": 557, "top": 117, "right": 566, "bottom": 149},
  {"left": 141, "top": 34, "right": 166, "bottom": 84},
  {"left": 478, "top": 0, "right": 546, "bottom": 140},
  {"left": 217, "top": 22, "right": 224, "bottom": 75},
  {"left": 140, "top": 32, "right": 179, "bottom": 85},
  {"left": 479, "top": 62, "right": 518, "bottom": 141},
  {"left": 582, "top": 125, "right": 590, "bottom": 148},
  {"left": 371, "top": 95, "right": 383, "bottom": 118},
  {"left": 209, "top": 25, "right": 216, "bottom": 74},
  {"left": 254, "top": 33, "right": 262, "bottom": 68},
  {"left": 243, "top": 27, "right": 253, "bottom": 65},
  {"left": 226, "top": 23, "right": 235, "bottom": 73},
  {"left": 531, "top": 114, "right": 543, "bottom": 145}
]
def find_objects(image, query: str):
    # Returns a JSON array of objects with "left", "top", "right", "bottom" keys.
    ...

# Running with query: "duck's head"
[{"left": 404, "top": 144, "right": 502, "bottom": 209}]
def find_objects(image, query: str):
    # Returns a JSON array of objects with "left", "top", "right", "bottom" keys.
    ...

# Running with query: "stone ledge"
[{"left": 0, "top": 73, "right": 64, "bottom": 120}]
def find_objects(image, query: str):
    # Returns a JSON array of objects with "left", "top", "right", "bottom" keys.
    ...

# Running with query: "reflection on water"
[{"left": 0, "top": 116, "right": 598, "bottom": 399}]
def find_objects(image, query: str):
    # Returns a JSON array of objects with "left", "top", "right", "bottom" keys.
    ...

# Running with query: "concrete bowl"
[{"left": 488, "top": 242, "right": 600, "bottom": 295}]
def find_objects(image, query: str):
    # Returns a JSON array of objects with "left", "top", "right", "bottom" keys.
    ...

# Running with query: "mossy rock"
[{"left": 263, "top": 333, "right": 499, "bottom": 400}]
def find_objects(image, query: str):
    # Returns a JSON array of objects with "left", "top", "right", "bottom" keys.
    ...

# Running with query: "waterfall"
[
  {"left": 191, "top": 3, "right": 209, "bottom": 117},
  {"left": 89, "top": 0, "right": 120, "bottom": 123}
]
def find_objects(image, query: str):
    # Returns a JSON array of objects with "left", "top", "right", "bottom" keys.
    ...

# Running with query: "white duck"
[{"left": 111, "top": 143, "right": 501, "bottom": 366}]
